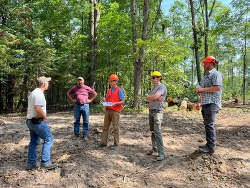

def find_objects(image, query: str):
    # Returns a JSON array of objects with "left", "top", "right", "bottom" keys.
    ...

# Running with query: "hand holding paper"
[{"left": 103, "top": 102, "right": 113, "bottom": 107}]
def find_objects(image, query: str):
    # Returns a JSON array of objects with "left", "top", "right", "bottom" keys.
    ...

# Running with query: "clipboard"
[{"left": 103, "top": 102, "right": 113, "bottom": 106}]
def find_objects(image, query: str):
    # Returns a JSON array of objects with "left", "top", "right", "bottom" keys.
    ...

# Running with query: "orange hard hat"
[
  {"left": 109, "top": 74, "right": 119, "bottom": 81},
  {"left": 202, "top": 56, "right": 217, "bottom": 65}
]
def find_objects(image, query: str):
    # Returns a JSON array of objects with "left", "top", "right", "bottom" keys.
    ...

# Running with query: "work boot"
[
  {"left": 199, "top": 145, "right": 214, "bottom": 154},
  {"left": 72, "top": 135, "right": 79, "bottom": 140},
  {"left": 147, "top": 148, "right": 157, "bottom": 155},
  {"left": 198, "top": 144, "right": 206, "bottom": 149},
  {"left": 26, "top": 164, "right": 37, "bottom": 171},
  {"left": 83, "top": 135, "right": 88, "bottom": 141},
  {"left": 110, "top": 144, "right": 118, "bottom": 150},
  {"left": 156, "top": 155, "right": 166, "bottom": 161},
  {"left": 96, "top": 143, "right": 107, "bottom": 148},
  {"left": 41, "top": 163, "right": 58, "bottom": 170}
]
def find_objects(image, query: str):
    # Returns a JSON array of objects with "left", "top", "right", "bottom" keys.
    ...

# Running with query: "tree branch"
[{"left": 148, "top": 0, "right": 162, "bottom": 34}]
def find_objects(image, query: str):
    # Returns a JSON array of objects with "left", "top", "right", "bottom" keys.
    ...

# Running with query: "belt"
[
  {"left": 76, "top": 103, "right": 85, "bottom": 106},
  {"left": 149, "top": 109, "right": 162, "bottom": 112},
  {"left": 27, "top": 117, "right": 43, "bottom": 124},
  {"left": 26, "top": 118, "right": 44, "bottom": 120}
]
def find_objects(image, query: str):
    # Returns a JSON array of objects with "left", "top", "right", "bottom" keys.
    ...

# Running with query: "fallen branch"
[
  {"left": 123, "top": 174, "right": 126, "bottom": 182},
  {"left": 0, "top": 146, "right": 6, "bottom": 153}
]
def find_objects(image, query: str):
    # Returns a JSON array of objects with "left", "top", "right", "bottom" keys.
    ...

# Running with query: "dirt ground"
[{"left": 0, "top": 105, "right": 249, "bottom": 188}]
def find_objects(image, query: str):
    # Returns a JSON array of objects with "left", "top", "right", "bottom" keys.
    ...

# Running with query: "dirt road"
[{"left": 0, "top": 107, "right": 249, "bottom": 188}]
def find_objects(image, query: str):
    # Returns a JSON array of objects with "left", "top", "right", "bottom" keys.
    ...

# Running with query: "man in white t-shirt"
[{"left": 26, "top": 76, "right": 57, "bottom": 170}]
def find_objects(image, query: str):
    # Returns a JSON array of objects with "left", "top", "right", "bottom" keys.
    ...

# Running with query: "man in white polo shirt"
[{"left": 26, "top": 76, "right": 57, "bottom": 170}]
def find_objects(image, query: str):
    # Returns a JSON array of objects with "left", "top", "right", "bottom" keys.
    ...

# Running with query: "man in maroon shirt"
[{"left": 67, "top": 77, "right": 97, "bottom": 140}]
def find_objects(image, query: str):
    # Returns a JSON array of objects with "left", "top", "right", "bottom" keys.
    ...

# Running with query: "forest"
[
  {"left": 0, "top": 1, "right": 250, "bottom": 187},
  {"left": 0, "top": 0, "right": 249, "bottom": 113}
]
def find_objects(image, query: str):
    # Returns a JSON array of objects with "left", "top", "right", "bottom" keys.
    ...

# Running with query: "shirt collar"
[
  {"left": 209, "top": 68, "right": 216, "bottom": 73},
  {"left": 206, "top": 68, "right": 216, "bottom": 75},
  {"left": 111, "top": 86, "right": 118, "bottom": 91}
]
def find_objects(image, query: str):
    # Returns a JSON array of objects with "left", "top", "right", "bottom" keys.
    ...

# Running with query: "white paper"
[{"left": 103, "top": 102, "right": 113, "bottom": 107}]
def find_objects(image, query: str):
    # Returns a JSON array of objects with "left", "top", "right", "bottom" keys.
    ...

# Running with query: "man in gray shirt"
[{"left": 146, "top": 71, "right": 167, "bottom": 161}]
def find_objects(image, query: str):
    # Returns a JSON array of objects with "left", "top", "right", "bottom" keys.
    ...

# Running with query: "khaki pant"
[{"left": 101, "top": 109, "right": 120, "bottom": 145}]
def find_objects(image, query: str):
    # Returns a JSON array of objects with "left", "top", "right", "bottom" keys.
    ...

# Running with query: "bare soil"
[{"left": 0, "top": 106, "right": 249, "bottom": 188}]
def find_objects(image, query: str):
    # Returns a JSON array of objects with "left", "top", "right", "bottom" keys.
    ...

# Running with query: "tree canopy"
[{"left": 0, "top": 0, "right": 249, "bottom": 113}]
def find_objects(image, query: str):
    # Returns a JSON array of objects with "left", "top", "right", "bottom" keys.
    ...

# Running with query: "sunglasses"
[{"left": 151, "top": 76, "right": 159, "bottom": 80}]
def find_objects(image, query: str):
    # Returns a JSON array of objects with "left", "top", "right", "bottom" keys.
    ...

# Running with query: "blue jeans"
[
  {"left": 74, "top": 104, "right": 90, "bottom": 136},
  {"left": 201, "top": 103, "right": 220, "bottom": 150},
  {"left": 26, "top": 120, "right": 53, "bottom": 167},
  {"left": 149, "top": 110, "right": 165, "bottom": 157}
]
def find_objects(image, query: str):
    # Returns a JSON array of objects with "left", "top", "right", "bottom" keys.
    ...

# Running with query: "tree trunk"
[
  {"left": 204, "top": 0, "right": 216, "bottom": 57},
  {"left": 243, "top": 23, "right": 247, "bottom": 105},
  {"left": 17, "top": 74, "right": 28, "bottom": 110},
  {"left": 81, "top": 16, "right": 84, "bottom": 72},
  {"left": 87, "top": 0, "right": 101, "bottom": 87},
  {"left": 191, "top": 50, "right": 195, "bottom": 85},
  {"left": 231, "top": 57, "right": 234, "bottom": 90},
  {"left": 0, "top": 77, "right": 3, "bottom": 113},
  {"left": 189, "top": 0, "right": 201, "bottom": 83},
  {"left": 132, "top": 0, "right": 150, "bottom": 108},
  {"left": 204, "top": 0, "right": 209, "bottom": 57},
  {"left": 130, "top": 0, "right": 138, "bottom": 107},
  {"left": 7, "top": 74, "right": 15, "bottom": 113}
]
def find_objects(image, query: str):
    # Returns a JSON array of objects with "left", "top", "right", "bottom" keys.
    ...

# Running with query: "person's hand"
[
  {"left": 72, "top": 99, "right": 77, "bottom": 103},
  {"left": 101, "top": 97, "right": 106, "bottom": 102},
  {"left": 112, "top": 102, "right": 116, "bottom": 106},
  {"left": 196, "top": 102, "right": 201, "bottom": 110},
  {"left": 158, "top": 96, "right": 164, "bottom": 101},
  {"left": 196, "top": 85, "right": 203, "bottom": 94},
  {"left": 86, "top": 99, "right": 91, "bottom": 103}
]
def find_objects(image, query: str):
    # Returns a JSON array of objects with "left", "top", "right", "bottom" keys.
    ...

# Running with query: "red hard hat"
[
  {"left": 202, "top": 56, "right": 217, "bottom": 65},
  {"left": 109, "top": 74, "right": 119, "bottom": 81}
]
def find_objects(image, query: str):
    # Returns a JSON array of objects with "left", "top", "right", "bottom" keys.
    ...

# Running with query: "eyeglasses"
[{"left": 151, "top": 77, "right": 159, "bottom": 80}]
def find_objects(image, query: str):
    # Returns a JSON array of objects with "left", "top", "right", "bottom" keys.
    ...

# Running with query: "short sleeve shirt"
[
  {"left": 26, "top": 88, "right": 46, "bottom": 119},
  {"left": 149, "top": 83, "right": 167, "bottom": 111},
  {"left": 68, "top": 85, "right": 96, "bottom": 105},
  {"left": 200, "top": 68, "right": 223, "bottom": 108},
  {"left": 109, "top": 87, "right": 125, "bottom": 100}
]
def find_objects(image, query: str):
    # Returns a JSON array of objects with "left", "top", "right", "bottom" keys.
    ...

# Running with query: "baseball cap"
[
  {"left": 77, "top": 77, "right": 84, "bottom": 80},
  {"left": 37, "top": 76, "right": 51, "bottom": 84}
]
